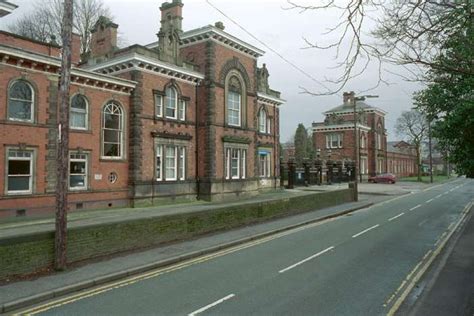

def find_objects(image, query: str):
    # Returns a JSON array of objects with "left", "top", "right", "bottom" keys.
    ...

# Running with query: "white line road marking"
[
  {"left": 409, "top": 204, "right": 421, "bottom": 211},
  {"left": 389, "top": 213, "right": 405, "bottom": 222},
  {"left": 426, "top": 198, "right": 434, "bottom": 203},
  {"left": 279, "top": 246, "right": 335, "bottom": 273},
  {"left": 352, "top": 224, "right": 380, "bottom": 238},
  {"left": 188, "top": 294, "right": 236, "bottom": 316}
]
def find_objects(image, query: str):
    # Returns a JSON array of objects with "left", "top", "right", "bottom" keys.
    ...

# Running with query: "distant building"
[
  {"left": 0, "top": 0, "right": 284, "bottom": 217},
  {"left": 387, "top": 141, "right": 418, "bottom": 177},
  {"left": 312, "top": 91, "right": 387, "bottom": 179}
]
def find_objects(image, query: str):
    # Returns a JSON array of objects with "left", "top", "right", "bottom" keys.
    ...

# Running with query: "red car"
[{"left": 368, "top": 173, "right": 397, "bottom": 184}]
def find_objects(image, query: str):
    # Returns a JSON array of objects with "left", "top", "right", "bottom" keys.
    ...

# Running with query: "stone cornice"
[
  {"left": 147, "top": 25, "right": 265, "bottom": 59},
  {"left": 324, "top": 108, "right": 387, "bottom": 116},
  {"left": 222, "top": 135, "right": 252, "bottom": 144},
  {"left": 257, "top": 92, "right": 285, "bottom": 106},
  {"left": 84, "top": 53, "right": 204, "bottom": 85},
  {"left": 151, "top": 131, "right": 193, "bottom": 140},
  {"left": 313, "top": 123, "right": 371, "bottom": 132},
  {"left": 0, "top": 44, "right": 136, "bottom": 94},
  {"left": 0, "top": 1, "right": 17, "bottom": 17}
]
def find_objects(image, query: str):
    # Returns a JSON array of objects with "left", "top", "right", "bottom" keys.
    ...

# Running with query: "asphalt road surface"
[{"left": 22, "top": 179, "right": 472, "bottom": 316}]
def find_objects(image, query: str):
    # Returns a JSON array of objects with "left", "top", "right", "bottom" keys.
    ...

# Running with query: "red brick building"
[
  {"left": 312, "top": 92, "right": 387, "bottom": 180},
  {"left": 387, "top": 141, "right": 418, "bottom": 177},
  {"left": 0, "top": 0, "right": 283, "bottom": 217}
]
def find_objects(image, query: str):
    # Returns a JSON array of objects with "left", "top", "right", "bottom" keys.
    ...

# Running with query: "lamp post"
[{"left": 353, "top": 94, "right": 378, "bottom": 202}]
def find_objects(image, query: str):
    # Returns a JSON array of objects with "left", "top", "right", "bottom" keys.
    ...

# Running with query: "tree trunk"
[
  {"left": 416, "top": 145, "right": 422, "bottom": 182},
  {"left": 55, "top": 0, "right": 73, "bottom": 271}
]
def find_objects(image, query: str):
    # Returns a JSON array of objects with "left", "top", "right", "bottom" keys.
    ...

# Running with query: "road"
[{"left": 20, "top": 179, "right": 472, "bottom": 316}]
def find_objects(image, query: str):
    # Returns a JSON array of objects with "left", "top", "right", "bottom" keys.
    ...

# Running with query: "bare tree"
[
  {"left": 395, "top": 110, "right": 428, "bottom": 181},
  {"left": 286, "top": 0, "right": 472, "bottom": 94},
  {"left": 8, "top": 0, "right": 112, "bottom": 56}
]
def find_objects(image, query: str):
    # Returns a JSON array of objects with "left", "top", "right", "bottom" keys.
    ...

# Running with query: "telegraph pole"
[
  {"left": 55, "top": 0, "right": 73, "bottom": 271},
  {"left": 352, "top": 94, "right": 378, "bottom": 202}
]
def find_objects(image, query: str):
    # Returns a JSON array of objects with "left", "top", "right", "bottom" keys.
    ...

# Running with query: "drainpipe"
[{"left": 195, "top": 81, "right": 200, "bottom": 200}]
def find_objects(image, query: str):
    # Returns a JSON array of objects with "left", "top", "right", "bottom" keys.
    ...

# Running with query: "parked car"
[{"left": 368, "top": 173, "right": 397, "bottom": 184}]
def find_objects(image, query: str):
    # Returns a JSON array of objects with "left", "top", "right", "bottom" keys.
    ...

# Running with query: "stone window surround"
[
  {"left": 101, "top": 101, "right": 126, "bottom": 160},
  {"left": 69, "top": 151, "right": 90, "bottom": 191},
  {"left": 224, "top": 69, "right": 247, "bottom": 128},
  {"left": 153, "top": 85, "right": 190, "bottom": 122},
  {"left": 4, "top": 146, "right": 37, "bottom": 195},
  {"left": 258, "top": 105, "right": 272, "bottom": 134},
  {"left": 258, "top": 147, "right": 273, "bottom": 178},
  {"left": 70, "top": 93, "right": 90, "bottom": 131},
  {"left": 155, "top": 138, "right": 189, "bottom": 182},
  {"left": 7, "top": 78, "right": 38, "bottom": 124},
  {"left": 326, "top": 133, "right": 343, "bottom": 149},
  {"left": 224, "top": 142, "right": 248, "bottom": 180}
]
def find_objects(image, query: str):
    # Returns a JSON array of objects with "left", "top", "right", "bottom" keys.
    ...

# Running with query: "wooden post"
[{"left": 55, "top": 0, "right": 73, "bottom": 271}]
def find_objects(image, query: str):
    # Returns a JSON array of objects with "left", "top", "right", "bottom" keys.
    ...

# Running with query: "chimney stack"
[
  {"left": 89, "top": 16, "right": 118, "bottom": 61},
  {"left": 343, "top": 91, "right": 355, "bottom": 105}
]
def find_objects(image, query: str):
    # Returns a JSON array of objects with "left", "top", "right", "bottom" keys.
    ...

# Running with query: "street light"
[{"left": 353, "top": 94, "right": 378, "bottom": 202}]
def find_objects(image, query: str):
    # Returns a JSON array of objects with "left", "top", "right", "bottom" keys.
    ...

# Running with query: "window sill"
[
  {"left": 70, "top": 128, "right": 92, "bottom": 134},
  {"left": 99, "top": 158, "right": 127, "bottom": 163}
]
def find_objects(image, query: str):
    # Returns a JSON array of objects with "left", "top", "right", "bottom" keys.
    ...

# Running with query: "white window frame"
[
  {"left": 165, "top": 146, "right": 177, "bottom": 181},
  {"left": 7, "top": 149, "right": 33, "bottom": 194},
  {"left": 258, "top": 108, "right": 267, "bottom": 133},
  {"left": 101, "top": 102, "right": 124, "bottom": 159},
  {"left": 165, "top": 87, "right": 177, "bottom": 119},
  {"left": 360, "top": 133, "right": 366, "bottom": 148},
  {"left": 178, "top": 100, "right": 186, "bottom": 121},
  {"left": 227, "top": 91, "right": 241, "bottom": 127},
  {"left": 178, "top": 147, "right": 186, "bottom": 180},
  {"left": 69, "top": 153, "right": 88, "bottom": 191},
  {"left": 225, "top": 147, "right": 247, "bottom": 180},
  {"left": 326, "top": 134, "right": 343, "bottom": 149},
  {"left": 8, "top": 80, "right": 34, "bottom": 122},
  {"left": 360, "top": 157, "right": 367, "bottom": 175},
  {"left": 155, "top": 94, "right": 163, "bottom": 117},
  {"left": 70, "top": 94, "right": 88, "bottom": 130},
  {"left": 156, "top": 144, "right": 186, "bottom": 181},
  {"left": 241, "top": 149, "right": 246, "bottom": 179},
  {"left": 259, "top": 152, "right": 271, "bottom": 178},
  {"left": 156, "top": 145, "right": 163, "bottom": 180}
]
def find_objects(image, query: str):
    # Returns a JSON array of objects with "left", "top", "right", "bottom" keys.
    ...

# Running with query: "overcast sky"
[{"left": 1, "top": 0, "right": 425, "bottom": 143}]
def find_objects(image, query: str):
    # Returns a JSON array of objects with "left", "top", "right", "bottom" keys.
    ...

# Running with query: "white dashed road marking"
[
  {"left": 279, "top": 246, "right": 335, "bottom": 273},
  {"left": 389, "top": 213, "right": 405, "bottom": 222},
  {"left": 188, "top": 294, "right": 236, "bottom": 316},
  {"left": 352, "top": 224, "right": 380, "bottom": 238}
]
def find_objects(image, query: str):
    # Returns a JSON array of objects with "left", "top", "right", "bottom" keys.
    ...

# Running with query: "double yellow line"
[{"left": 18, "top": 219, "right": 330, "bottom": 315}]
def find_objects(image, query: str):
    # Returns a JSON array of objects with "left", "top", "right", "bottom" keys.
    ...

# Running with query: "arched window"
[
  {"left": 227, "top": 76, "right": 242, "bottom": 127},
  {"left": 102, "top": 102, "right": 124, "bottom": 158},
  {"left": 360, "top": 132, "right": 366, "bottom": 148},
  {"left": 70, "top": 94, "right": 88, "bottom": 129},
  {"left": 165, "top": 87, "right": 177, "bottom": 119},
  {"left": 8, "top": 80, "right": 34, "bottom": 122},
  {"left": 376, "top": 123, "right": 383, "bottom": 150},
  {"left": 258, "top": 108, "right": 267, "bottom": 133}
]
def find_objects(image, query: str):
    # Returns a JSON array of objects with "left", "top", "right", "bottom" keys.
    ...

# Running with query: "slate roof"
[{"left": 324, "top": 101, "right": 376, "bottom": 114}]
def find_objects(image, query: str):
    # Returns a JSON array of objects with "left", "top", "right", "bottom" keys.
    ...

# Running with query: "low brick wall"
[{"left": 0, "top": 188, "right": 353, "bottom": 280}]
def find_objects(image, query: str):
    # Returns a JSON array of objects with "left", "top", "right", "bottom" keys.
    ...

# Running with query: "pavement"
[{"left": 0, "top": 178, "right": 468, "bottom": 314}]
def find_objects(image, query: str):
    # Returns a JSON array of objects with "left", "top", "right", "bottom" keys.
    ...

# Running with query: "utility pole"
[
  {"left": 55, "top": 0, "right": 73, "bottom": 271},
  {"left": 428, "top": 119, "right": 433, "bottom": 183},
  {"left": 352, "top": 94, "right": 378, "bottom": 202}
]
